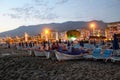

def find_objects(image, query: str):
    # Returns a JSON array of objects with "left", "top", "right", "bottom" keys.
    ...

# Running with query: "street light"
[
  {"left": 90, "top": 23, "right": 95, "bottom": 36},
  {"left": 45, "top": 30, "right": 49, "bottom": 34},
  {"left": 44, "top": 29, "right": 49, "bottom": 41},
  {"left": 24, "top": 32, "right": 28, "bottom": 42}
]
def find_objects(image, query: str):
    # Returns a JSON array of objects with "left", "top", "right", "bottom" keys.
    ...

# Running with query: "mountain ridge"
[{"left": 0, "top": 20, "right": 107, "bottom": 37}]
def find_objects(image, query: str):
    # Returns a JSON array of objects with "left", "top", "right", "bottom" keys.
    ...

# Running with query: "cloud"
[
  {"left": 3, "top": 14, "right": 21, "bottom": 18},
  {"left": 3, "top": 0, "right": 70, "bottom": 20},
  {"left": 32, "top": 0, "right": 48, "bottom": 6},
  {"left": 4, "top": 3, "right": 57, "bottom": 20},
  {"left": 56, "top": 0, "right": 69, "bottom": 4}
]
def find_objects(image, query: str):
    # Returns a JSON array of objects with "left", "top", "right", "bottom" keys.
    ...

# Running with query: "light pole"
[
  {"left": 45, "top": 29, "right": 49, "bottom": 41},
  {"left": 90, "top": 23, "right": 95, "bottom": 36},
  {"left": 24, "top": 32, "right": 28, "bottom": 42}
]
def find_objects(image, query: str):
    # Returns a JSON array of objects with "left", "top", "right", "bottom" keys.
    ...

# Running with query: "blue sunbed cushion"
[
  {"left": 93, "top": 48, "right": 101, "bottom": 57},
  {"left": 103, "top": 49, "right": 113, "bottom": 58}
]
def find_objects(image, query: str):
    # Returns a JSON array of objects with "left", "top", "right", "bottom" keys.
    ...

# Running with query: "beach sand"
[{"left": 0, "top": 48, "right": 120, "bottom": 80}]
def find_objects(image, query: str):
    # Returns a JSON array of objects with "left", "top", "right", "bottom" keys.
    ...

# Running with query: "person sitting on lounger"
[
  {"left": 80, "top": 46, "right": 89, "bottom": 54},
  {"left": 61, "top": 42, "right": 68, "bottom": 51},
  {"left": 38, "top": 44, "right": 44, "bottom": 52},
  {"left": 52, "top": 42, "right": 59, "bottom": 50},
  {"left": 57, "top": 43, "right": 68, "bottom": 52},
  {"left": 45, "top": 43, "right": 51, "bottom": 51},
  {"left": 72, "top": 40, "right": 81, "bottom": 49},
  {"left": 70, "top": 40, "right": 82, "bottom": 55},
  {"left": 70, "top": 40, "right": 88, "bottom": 55}
]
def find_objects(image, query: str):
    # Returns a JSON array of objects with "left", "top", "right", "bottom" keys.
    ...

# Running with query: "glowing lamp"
[
  {"left": 90, "top": 23, "right": 95, "bottom": 28},
  {"left": 97, "top": 34, "right": 100, "bottom": 37},
  {"left": 71, "top": 37, "right": 76, "bottom": 41},
  {"left": 45, "top": 30, "right": 49, "bottom": 34}
]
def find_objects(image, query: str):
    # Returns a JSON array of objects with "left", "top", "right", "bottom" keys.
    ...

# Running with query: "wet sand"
[{"left": 0, "top": 48, "right": 120, "bottom": 80}]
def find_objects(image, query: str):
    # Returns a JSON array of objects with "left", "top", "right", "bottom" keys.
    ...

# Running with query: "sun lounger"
[
  {"left": 16, "top": 46, "right": 22, "bottom": 50},
  {"left": 111, "top": 56, "right": 120, "bottom": 62},
  {"left": 92, "top": 48, "right": 102, "bottom": 59},
  {"left": 34, "top": 50, "right": 46, "bottom": 57},
  {"left": 84, "top": 48, "right": 101, "bottom": 59},
  {"left": 102, "top": 49, "right": 113, "bottom": 62},
  {"left": 84, "top": 44, "right": 95, "bottom": 50},
  {"left": 84, "top": 48, "right": 113, "bottom": 62},
  {"left": 44, "top": 51, "right": 51, "bottom": 59}
]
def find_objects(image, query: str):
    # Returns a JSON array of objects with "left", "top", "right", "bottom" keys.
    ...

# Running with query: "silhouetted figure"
[
  {"left": 79, "top": 40, "right": 84, "bottom": 47},
  {"left": 29, "top": 42, "right": 32, "bottom": 48},
  {"left": 25, "top": 42, "right": 28, "bottom": 48}
]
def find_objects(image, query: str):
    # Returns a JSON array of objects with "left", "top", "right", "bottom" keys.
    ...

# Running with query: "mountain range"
[{"left": 0, "top": 20, "right": 107, "bottom": 37}]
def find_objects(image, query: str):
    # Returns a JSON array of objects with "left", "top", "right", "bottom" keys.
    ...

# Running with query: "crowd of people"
[{"left": 1, "top": 39, "right": 113, "bottom": 55}]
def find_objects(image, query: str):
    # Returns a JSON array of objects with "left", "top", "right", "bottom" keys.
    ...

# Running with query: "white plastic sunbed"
[
  {"left": 34, "top": 50, "right": 46, "bottom": 57},
  {"left": 111, "top": 56, "right": 120, "bottom": 62}
]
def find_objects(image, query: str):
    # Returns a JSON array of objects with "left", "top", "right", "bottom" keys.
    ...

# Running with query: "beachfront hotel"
[{"left": 105, "top": 22, "right": 120, "bottom": 40}]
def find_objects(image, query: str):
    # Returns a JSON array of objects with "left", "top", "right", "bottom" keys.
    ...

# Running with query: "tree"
[{"left": 66, "top": 30, "right": 80, "bottom": 39}]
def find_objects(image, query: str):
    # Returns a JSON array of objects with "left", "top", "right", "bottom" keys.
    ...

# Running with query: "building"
[
  {"left": 106, "top": 22, "right": 120, "bottom": 40},
  {"left": 77, "top": 29, "right": 90, "bottom": 40},
  {"left": 58, "top": 31, "right": 68, "bottom": 40},
  {"left": 41, "top": 29, "right": 59, "bottom": 41}
]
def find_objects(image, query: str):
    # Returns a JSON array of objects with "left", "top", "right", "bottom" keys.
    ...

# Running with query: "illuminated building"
[{"left": 105, "top": 22, "right": 120, "bottom": 40}]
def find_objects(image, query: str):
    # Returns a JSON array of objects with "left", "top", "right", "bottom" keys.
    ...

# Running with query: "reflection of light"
[{"left": 71, "top": 37, "right": 76, "bottom": 41}]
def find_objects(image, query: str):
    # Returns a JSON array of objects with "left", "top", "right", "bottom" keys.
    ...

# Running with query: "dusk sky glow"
[{"left": 0, "top": 0, "right": 120, "bottom": 32}]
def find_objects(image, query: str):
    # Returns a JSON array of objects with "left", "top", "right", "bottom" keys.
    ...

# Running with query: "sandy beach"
[{"left": 0, "top": 48, "right": 120, "bottom": 80}]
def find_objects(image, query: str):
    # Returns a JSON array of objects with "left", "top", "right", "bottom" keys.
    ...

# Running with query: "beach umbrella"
[
  {"left": 67, "top": 40, "right": 71, "bottom": 47},
  {"left": 113, "top": 34, "right": 119, "bottom": 50},
  {"left": 102, "top": 40, "right": 105, "bottom": 45},
  {"left": 79, "top": 40, "right": 84, "bottom": 47},
  {"left": 93, "top": 40, "right": 96, "bottom": 47},
  {"left": 59, "top": 39, "right": 62, "bottom": 43}
]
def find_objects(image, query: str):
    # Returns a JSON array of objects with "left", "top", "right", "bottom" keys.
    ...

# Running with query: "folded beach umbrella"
[
  {"left": 113, "top": 34, "right": 119, "bottom": 50},
  {"left": 93, "top": 39, "right": 96, "bottom": 47}
]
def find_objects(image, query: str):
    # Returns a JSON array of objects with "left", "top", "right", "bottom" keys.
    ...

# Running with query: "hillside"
[{"left": 0, "top": 20, "right": 107, "bottom": 37}]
